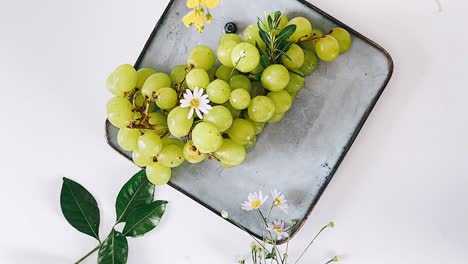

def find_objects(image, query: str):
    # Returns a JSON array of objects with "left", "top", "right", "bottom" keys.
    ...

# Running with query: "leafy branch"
[{"left": 60, "top": 170, "right": 167, "bottom": 264}]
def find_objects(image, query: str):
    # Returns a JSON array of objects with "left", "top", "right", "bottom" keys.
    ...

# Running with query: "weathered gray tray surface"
[{"left": 106, "top": 0, "right": 393, "bottom": 243}]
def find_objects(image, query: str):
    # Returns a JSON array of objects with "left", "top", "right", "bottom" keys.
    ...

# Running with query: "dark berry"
[{"left": 224, "top": 22, "right": 237, "bottom": 34}]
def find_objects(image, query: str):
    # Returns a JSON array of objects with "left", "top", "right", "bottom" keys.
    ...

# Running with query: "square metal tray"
[{"left": 106, "top": 0, "right": 393, "bottom": 243}]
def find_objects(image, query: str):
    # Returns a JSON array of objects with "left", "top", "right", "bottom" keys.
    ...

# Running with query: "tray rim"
[{"left": 106, "top": 0, "right": 394, "bottom": 245}]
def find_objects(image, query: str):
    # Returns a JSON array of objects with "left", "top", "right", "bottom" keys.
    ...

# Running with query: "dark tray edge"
[{"left": 106, "top": 0, "right": 394, "bottom": 245}]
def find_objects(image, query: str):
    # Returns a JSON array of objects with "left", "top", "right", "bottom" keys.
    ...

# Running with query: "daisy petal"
[
  {"left": 195, "top": 108, "right": 203, "bottom": 119},
  {"left": 188, "top": 108, "right": 194, "bottom": 119}
]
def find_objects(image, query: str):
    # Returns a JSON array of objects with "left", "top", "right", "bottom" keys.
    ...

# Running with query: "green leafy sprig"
[
  {"left": 254, "top": 11, "right": 304, "bottom": 80},
  {"left": 60, "top": 170, "right": 167, "bottom": 264}
]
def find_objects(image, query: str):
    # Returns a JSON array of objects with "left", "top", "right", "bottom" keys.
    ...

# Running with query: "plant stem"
[
  {"left": 74, "top": 244, "right": 101, "bottom": 264},
  {"left": 294, "top": 224, "right": 331, "bottom": 264}
]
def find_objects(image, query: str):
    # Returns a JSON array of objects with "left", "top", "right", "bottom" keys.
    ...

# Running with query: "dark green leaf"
[
  {"left": 253, "top": 71, "right": 263, "bottom": 81},
  {"left": 282, "top": 41, "right": 294, "bottom": 53},
  {"left": 274, "top": 11, "right": 281, "bottom": 22},
  {"left": 123, "top": 200, "right": 168, "bottom": 237},
  {"left": 260, "top": 54, "right": 271, "bottom": 69},
  {"left": 256, "top": 18, "right": 267, "bottom": 32},
  {"left": 267, "top": 14, "right": 273, "bottom": 29},
  {"left": 257, "top": 22, "right": 270, "bottom": 45},
  {"left": 288, "top": 69, "right": 305, "bottom": 78},
  {"left": 115, "top": 170, "right": 155, "bottom": 223},
  {"left": 274, "top": 48, "right": 291, "bottom": 61},
  {"left": 98, "top": 229, "right": 128, "bottom": 264},
  {"left": 60, "top": 177, "right": 100, "bottom": 241},
  {"left": 276, "top": 25, "right": 296, "bottom": 43},
  {"left": 255, "top": 41, "right": 266, "bottom": 55},
  {"left": 266, "top": 247, "right": 277, "bottom": 259}
]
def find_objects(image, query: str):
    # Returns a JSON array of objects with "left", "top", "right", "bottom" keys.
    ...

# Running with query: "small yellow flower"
[
  {"left": 202, "top": 0, "right": 220, "bottom": 8},
  {"left": 183, "top": 0, "right": 220, "bottom": 32},
  {"left": 182, "top": 10, "right": 197, "bottom": 27},
  {"left": 187, "top": 0, "right": 199, "bottom": 8}
]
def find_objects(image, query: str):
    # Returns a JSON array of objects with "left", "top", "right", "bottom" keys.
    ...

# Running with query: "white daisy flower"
[
  {"left": 180, "top": 87, "right": 212, "bottom": 119},
  {"left": 241, "top": 191, "right": 268, "bottom": 211},
  {"left": 266, "top": 219, "right": 290, "bottom": 240},
  {"left": 271, "top": 189, "right": 288, "bottom": 213}
]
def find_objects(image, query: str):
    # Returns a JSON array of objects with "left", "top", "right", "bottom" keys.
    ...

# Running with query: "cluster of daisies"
[{"left": 223, "top": 190, "right": 291, "bottom": 240}]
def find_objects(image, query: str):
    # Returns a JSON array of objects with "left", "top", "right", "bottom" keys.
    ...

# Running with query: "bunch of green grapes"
[{"left": 105, "top": 11, "right": 352, "bottom": 186}]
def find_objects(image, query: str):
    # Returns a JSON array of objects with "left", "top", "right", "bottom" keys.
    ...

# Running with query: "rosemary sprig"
[{"left": 252, "top": 11, "right": 304, "bottom": 80}]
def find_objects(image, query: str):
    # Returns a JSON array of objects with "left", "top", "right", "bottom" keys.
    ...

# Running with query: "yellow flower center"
[
  {"left": 274, "top": 197, "right": 282, "bottom": 205},
  {"left": 250, "top": 200, "right": 261, "bottom": 209},
  {"left": 273, "top": 226, "right": 283, "bottom": 233},
  {"left": 190, "top": 98, "right": 200, "bottom": 108}
]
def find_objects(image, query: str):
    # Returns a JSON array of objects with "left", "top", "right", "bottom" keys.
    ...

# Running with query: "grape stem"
[{"left": 297, "top": 33, "right": 329, "bottom": 44}]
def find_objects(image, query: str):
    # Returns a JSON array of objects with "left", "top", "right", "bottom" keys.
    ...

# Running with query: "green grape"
[
  {"left": 267, "top": 90, "right": 292, "bottom": 113},
  {"left": 162, "top": 137, "right": 185, "bottom": 148},
  {"left": 215, "top": 65, "right": 239, "bottom": 82},
  {"left": 183, "top": 140, "right": 207, "bottom": 164},
  {"left": 244, "top": 135, "right": 257, "bottom": 150},
  {"left": 229, "top": 89, "right": 251, "bottom": 110},
  {"left": 219, "top": 33, "right": 242, "bottom": 45},
  {"left": 264, "top": 12, "right": 289, "bottom": 31},
  {"left": 206, "top": 79, "right": 230, "bottom": 104},
  {"left": 248, "top": 96, "right": 275, "bottom": 122},
  {"left": 250, "top": 63, "right": 263, "bottom": 74},
  {"left": 136, "top": 68, "right": 156, "bottom": 89},
  {"left": 229, "top": 75, "right": 252, "bottom": 92},
  {"left": 137, "top": 131, "right": 163, "bottom": 156},
  {"left": 227, "top": 118, "right": 255, "bottom": 145},
  {"left": 225, "top": 102, "right": 241, "bottom": 118},
  {"left": 214, "top": 139, "right": 246, "bottom": 167},
  {"left": 250, "top": 81, "right": 265, "bottom": 98},
  {"left": 330, "top": 27, "right": 352, "bottom": 54},
  {"left": 315, "top": 35, "right": 340, "bottom": 62},
  {"left": 167, "top": 107, "right": 194, "bottom": 137},
  {"left": 106, "top": 73, "right": 123, "bottom": 96},
  {"left": 133, "top": 111, "right": 142, "bottom": 120},
  {"left": 107, "top": 97, "right": 134, "bottom": 128},
  {"left": 243, "top": 24, "right": 266, "bottom": 50},
  {"left": 117, "top": 128, "right": 141, "bottom": 151},
  {"left": 207, "top": 67, "right": 216, "bottom": 82},
  {"left": 245, "top": 114, "right": 265, "bottom": 135},
  {"left": 192, "top": 122, "right": 223, "bottom": 153},
  {"left": 155, "top": 87, "right": 177, "bottom": 109},
  {"left": 133, "top": 92, "right": 145, "bottom": 107},
  {"left": 286, "top": 17, "right": 312, "bottom": 42},
  {"left": 146, "top": 162, "right": 171, "bottom": 185},
  {"left": 299, "top": 49, "right": 318, "bottom": 76},
  {"left": 113, "top": 64, "right": 138, "bottom": 93},
  {"left": 261, "top": 64, "right": 290, "bottom": 91},
  {"left": 289, "top": 91, "right": 298, "bottom": 100},
  {"left": 219, "top": 161, "right": 235, "bottom": 168},
  {"left": 268, "top": 112, "right": 286, "bottom": 123},
  {"left": 142, "top": 73, "right": 171, "bottom": 98},
  {"left": 148, "top": 112, "right": 168, "bottom": 135},
  {"left": 203, "top": 105, "right": 233, "bottom": 132},
  {"left": 299, "top": 29, "right": 323, "bottom": 51},
  {"left": 231, "top": 42, "right": 260, "bottom": 73},
  {"left": 284, "top": 70, "right": 305, "bottom": 95},
  {"left": 281, "top": 44, "right": 305, "bottom": 69},
  {"left": 217, "top": 40, "right": 238, "bottom": 68},
  {"left": 132, "top": 150, "right": 153, "bottom": 167},
  {"left": 157, "top": 144, "right": 184, "bottom": 168},
  {"left": 187, "top": 45, "right": 215, "bottom": 70},
  {"left": 170, "top": 65, "right": 188, "bottom": 87},
  {"left": 186, "top": 68, "right": 210, "bottom": 90}
]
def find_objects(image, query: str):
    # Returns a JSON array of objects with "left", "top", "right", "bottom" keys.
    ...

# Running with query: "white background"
[{"left": 0, "top": 0, "right": 467, "bottom": 263}]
